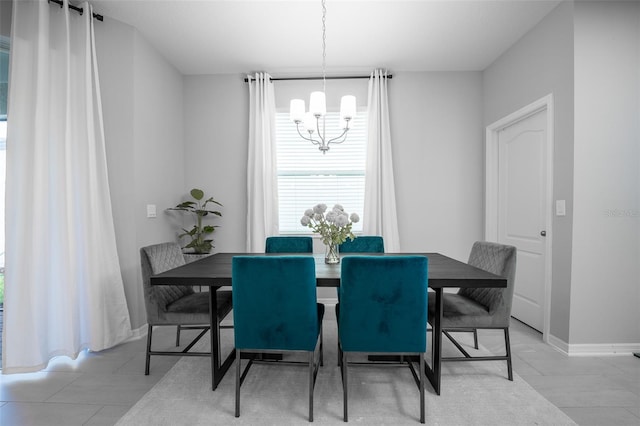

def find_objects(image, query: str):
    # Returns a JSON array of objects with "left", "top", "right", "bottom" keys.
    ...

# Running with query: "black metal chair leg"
[
  {"left": 473, "top": 329, "right": 478, "bottom": 349},
  {"left": 419, "top": 353, "right": 425, "bottom": 424},
  {"left": 504, "top": 328, "right": 513, "bottom": 381},
  {"left": 176, "top": 325, "right": 181, "bottom": 347},
  {"left": 342, "top": 352, "right": 348, "bottom": 422},
  {"left": 320, "top": 328, "right": 324, "bottom": 367},
  {"left": 145, "top": 324, "right": 153, "bottom": 375},
  {"left": 235, "top": 349, "right": 241, "bottom": 417},
  {"left": 309, "top": 351, "right": 314, "bottom": 422}
]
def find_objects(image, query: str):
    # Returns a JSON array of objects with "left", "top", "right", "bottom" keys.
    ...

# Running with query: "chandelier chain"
[{"left": 321, "top": 0, "right": 326, "bottom": 94}]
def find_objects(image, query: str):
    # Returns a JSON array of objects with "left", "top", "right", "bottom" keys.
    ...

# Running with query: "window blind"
[{"left": 276, "top": 111, "right": 367, "bottom": 234}]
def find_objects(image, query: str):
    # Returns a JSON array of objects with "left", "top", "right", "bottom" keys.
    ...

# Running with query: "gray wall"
[
  {"left": 571, "top": 1, "right": 640, "bottom": 345},
  {"left": 482, "top": 1, "right": 575, "bottom": 342},
  {"left": 484, "top": 0, "right": 640, "bottom": 348},
  {"left": 183, "top": 72, "right": 485, "bottom": 265},
  {"left": 95, "top": 18, "right": 186, "bottom": 331},
  {"left": 183, "top": 75, "right": 248, "bottom": 253}
]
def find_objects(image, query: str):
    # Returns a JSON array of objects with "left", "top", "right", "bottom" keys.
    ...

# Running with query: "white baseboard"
[{"left": 547, "top": 333, "right": 640, "bottom": 356}]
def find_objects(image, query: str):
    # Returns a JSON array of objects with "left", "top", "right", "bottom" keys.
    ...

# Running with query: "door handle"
[{"left": 540, "top": 231, "right": 546, "bottom": 237}]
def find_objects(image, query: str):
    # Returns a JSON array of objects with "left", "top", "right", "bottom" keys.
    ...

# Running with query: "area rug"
[{"left": 117, "top": 313, "right": 576, "bottom": 425}]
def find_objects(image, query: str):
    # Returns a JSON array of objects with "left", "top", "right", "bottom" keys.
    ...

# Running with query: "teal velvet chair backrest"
[
  {"left": 339, "top": 256, "right": 428, "bottom": 353},
  {"left": 232, "top": 256, "right": 320, "bottom": 351},
  {"left": 339, "top": 236, "right": 384, "bottom": 253},
  {"left": 265, "top": 236, "right": 313, "bottom": 253}
]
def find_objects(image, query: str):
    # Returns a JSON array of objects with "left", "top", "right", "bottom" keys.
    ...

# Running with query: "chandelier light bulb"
[
  {"left": 309, "top": 91, "right": 327, "bottom": 117},
  {"left": 303, "top": 112, "right": 317, "bottom": 133},
  {"left": 290, "top": 99, "right": 305, "bottom": 122},
  {"left": 339, "top": 95, "right": 356, "bottom": 121}
]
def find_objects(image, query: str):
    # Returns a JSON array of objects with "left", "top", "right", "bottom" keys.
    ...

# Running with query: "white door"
[{"left": 497, "top": 109, "right": 547, "bottom": 332}]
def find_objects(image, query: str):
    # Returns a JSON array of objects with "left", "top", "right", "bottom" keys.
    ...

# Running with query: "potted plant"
[{"left": 168, "top": 188, "right": 223, "bottom": 254}]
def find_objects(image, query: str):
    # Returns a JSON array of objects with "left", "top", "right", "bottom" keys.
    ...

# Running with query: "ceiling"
[{"left": 90, "top": 0, "right": 562, "bottom": 76}]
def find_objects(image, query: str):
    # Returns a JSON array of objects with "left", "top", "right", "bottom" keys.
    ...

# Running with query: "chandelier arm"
[
  {"left": 327, "top": 128, "right": 349, "bottom": 145},
  {"left": 295, "top": 123, "right": 322, "bottom": 145},
  {"left": 315, "top": 116, "right": 327, "bottom": 148}
]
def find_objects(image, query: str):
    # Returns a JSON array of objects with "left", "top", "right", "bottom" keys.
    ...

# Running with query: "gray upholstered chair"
[
  {"left": 427, "top": 241, "right": 517, "bottom": 380},
  {"left": 140, "top": 242, "right": 233, "bottom": 375}
]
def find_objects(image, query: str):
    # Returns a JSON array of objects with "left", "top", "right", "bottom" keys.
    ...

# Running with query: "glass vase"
[{"left": 325, "top": 242, "right": 340, "bottom": 264}]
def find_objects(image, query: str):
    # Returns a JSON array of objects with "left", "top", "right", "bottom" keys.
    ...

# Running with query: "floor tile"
[
  {"left": 561, "top": 407, "right": 640, "bottom": 426},
  {"left": 46, "top": 373, "right": 159, "bottom": 405},
  {"left": 84, "top": 405, "right": 131, "bottom": 426},
  {"left": 518, "top": 355, "right": 627, "bottom": 376},
  {"left": 0, "top": 401, "right": 101, "bottom": 426},
  {"left": 0, "top": 371, "right": 81, "bottom": 402}
]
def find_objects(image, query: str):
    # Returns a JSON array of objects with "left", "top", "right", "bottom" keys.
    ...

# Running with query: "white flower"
[
  {"left": 313, "top": 203, "right": 327, "bottom": 214},
  {"left": 335, "top": 214, "right": 349, "bottom": 227},
  {"left": 301, "top": 203, "right": 360, "bottom": 245}
]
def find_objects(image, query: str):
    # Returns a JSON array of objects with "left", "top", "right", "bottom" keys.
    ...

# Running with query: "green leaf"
[{"left": 190, "top": 188, "right": 204, "bottom": 200}]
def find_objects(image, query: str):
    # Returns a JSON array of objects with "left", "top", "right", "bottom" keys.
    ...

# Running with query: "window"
[{"left": 276, "top": 111, "right": 367, "bottom": 234}]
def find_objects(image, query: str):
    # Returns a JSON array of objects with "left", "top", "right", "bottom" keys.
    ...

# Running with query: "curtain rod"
[
  {"left": 48, "top": 0, "right": 104, "bottom": 22},
  {"left": 243, "top": 75, "right": 393, "bottom": 83}
]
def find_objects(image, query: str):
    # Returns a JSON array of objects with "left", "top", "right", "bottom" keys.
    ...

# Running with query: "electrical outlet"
[
  {"left": 147, "top": 204, "right": 157, "bottom": 218},
  {"left": 555, "top": 200, "right": 566, "bottom": 216}
]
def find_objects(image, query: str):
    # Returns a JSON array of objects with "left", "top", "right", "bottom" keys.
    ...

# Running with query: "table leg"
[
  {"left": 424, "top": 288, "right": 442, "bottom": 395},
  {"left": 208, "top": 289, "right": 236, "bottom": 390}
]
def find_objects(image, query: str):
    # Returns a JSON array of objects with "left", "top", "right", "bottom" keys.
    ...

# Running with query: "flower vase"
[{"left": 325, "top": 243, "right": 340, "bottom": 264}]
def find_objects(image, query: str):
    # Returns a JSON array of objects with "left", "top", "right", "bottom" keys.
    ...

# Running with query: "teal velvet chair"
[
  {"left": 427, "top": 241, "right": 517, "bottom": 381},
  {"left": 232, "top": 256, "right": 324, "bottom": 422},
  {"left": 338, "top": 256, "right": 428, "bottom": 423},
  {"left": 265, "top": 236, "right": 313, "bottom": 253},
  {"left": 140, "top": 242, "right": 233, "bottom": 375},
  {"left": 338, "top": 235, "right": 384, "bottom": 253}
]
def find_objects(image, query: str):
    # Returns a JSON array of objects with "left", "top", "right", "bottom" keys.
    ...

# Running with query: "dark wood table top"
[{"left": 150, "top": 252, "right": 506, "bottom": 289}]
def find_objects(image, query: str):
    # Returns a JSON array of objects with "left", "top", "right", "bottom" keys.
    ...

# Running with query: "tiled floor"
[{"left": 1, "top": 317, "right": 639, "bottom": 426}]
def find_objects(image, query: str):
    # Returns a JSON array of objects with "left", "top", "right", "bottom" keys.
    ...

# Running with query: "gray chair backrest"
[
  {"left": 458, "top": 241, "right": 517, "bottom": 326},
  {"left": 140, "top": 242, "right": 194, "bottom": 323}
]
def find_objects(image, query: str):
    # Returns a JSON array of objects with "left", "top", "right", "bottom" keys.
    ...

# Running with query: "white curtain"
[
  {"left": 3, "top": 0, "right": 132, "bottom": 373},
  {"left": 246, "top": 73, "right": 278, "bottom": 252},
  {"left": 363, "top": 69, "right": 401, "bottom": 252}
]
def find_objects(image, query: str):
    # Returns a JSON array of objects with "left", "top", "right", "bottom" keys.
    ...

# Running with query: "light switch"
[
  {"left": 146, "top": 204, "right": 157, "bottom": 218},
  {"left": 555, "top": 200, "right": 566, "bottom": 216}
]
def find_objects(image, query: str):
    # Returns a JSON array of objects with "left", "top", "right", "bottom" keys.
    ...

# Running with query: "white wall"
[
  {"left": 96, "top": 18, "right": 185, "bottom": 330},
  {"left": 483, "top": 1, "right": 575, "bottom": 342},
  {"left": 571, "top": 1, "right": 640, "bottom": 346}
]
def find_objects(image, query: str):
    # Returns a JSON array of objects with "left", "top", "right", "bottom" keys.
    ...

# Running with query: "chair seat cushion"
[
  {"left": 428, "top": 293, "right": 499, "bottom": 328},
  {"left": 161, "top": 290, "right": 233, "bottom": 325}
]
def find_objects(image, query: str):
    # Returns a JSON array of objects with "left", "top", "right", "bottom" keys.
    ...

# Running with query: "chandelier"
[{"left": 289, "top": 0, "right": 356, "bottom": 154}]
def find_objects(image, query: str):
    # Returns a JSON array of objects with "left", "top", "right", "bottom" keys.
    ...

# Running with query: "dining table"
[{"left": 149, "top": 252, "right": 507, "bottom": 395}]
